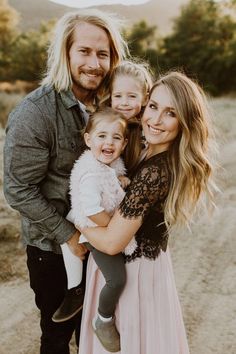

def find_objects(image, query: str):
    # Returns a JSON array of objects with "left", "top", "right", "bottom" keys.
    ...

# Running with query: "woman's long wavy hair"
[
  {"left": 151, "top": 71, "right": 218, "bottom": 230},
  {"left": 41, "top": 9, "right": 128, "bottom": 101}
]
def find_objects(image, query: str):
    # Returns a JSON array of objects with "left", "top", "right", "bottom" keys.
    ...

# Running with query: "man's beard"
[{"left": 75, "top": 69, "right": 105, "bottom": 91}]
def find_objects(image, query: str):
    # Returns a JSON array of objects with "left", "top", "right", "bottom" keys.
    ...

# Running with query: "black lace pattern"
[
  {"left": 119, "top": 151, "right": 171, "bottom": 263},
  {"left": 124, "top": 238, "right": 164, "bottom": 263}
]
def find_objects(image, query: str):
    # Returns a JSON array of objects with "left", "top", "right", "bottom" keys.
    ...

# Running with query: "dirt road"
[{"left": 0, "top": 97, "right": 235, "bottom": 353}]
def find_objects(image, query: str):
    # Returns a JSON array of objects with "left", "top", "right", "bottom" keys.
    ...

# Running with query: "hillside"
[{"left": 8, "top": 0, "right": 187, "bottom": 34}]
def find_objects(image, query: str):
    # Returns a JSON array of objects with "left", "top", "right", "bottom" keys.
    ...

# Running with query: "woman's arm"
[
  {"left": 81, "top": 157, "right": 169, "bottom": 255},
  {"left": 81, "top": 209, "right": 142, "bottom": 255}
]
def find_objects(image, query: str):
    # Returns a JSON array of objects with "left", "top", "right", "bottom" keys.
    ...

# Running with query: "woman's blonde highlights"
[{"left": 150, "top": 71, "right": 218, "bottom": 230}]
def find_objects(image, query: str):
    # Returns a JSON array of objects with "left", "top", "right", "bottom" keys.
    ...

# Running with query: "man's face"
[{"left": 69, "top": 22, "right": 111, "bottom": 99}]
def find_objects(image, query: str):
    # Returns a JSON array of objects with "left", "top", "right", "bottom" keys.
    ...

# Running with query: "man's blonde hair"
[{"left": 42, "top": 9, "right": 128, "bottom": 99}]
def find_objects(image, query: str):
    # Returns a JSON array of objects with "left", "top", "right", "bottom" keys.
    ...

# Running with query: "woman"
[{"left": 78, "top": 71, "right": 217, "bottom": 354}]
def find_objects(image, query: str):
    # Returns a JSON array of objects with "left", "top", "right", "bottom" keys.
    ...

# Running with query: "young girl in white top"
[{"left": 53, "top": 108, "right": 139, "bottom": 351}]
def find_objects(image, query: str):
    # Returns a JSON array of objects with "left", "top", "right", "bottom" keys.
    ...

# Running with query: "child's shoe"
[
  {"left": 52, "top": 286, "right": 84, "bottom": 322},
  {"left": 92, "top": 315, "right": 120, "bottom": 352}
]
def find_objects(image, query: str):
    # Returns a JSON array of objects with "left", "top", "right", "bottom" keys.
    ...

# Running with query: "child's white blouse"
[{"left": 67, "top": 150, "right": 136, "bottom": 255}]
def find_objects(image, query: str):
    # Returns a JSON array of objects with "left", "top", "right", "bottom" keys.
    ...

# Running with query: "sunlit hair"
[
  {"left": 85, "top": 107, "right": 140, "bottom": 171},
  {"left": 150, "top": 71, "right": 218, "bottom": 230},
  {"left": 111, "top": 60, "right": 153, "bottom": 106},
  {"left": 109, "top": 60, "right": 153, "bottom": 174},
  {"left": 41, "top": 9, "right": 128, "bottom": 100},
  {"left": 85, "top": 107, "right": 128, "bottom": 137}
]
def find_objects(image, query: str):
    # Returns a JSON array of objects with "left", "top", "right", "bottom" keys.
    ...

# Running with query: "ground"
[{"left": 0, "top": 97, "right": 235, "bottom": 353}]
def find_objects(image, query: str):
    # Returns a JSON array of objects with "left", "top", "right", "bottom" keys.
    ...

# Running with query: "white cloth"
[{"left": 60, "top": 242, "right": 83, "bottom": 289}]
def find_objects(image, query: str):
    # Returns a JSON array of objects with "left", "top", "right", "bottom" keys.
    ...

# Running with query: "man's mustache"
[{"left": 83, "top": 69, "right": 104, "bottom": 76}]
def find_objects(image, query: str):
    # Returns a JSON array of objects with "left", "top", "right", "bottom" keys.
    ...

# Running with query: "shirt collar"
[{"left": 60, "top": 89, "right": 78, "bottom": 109}]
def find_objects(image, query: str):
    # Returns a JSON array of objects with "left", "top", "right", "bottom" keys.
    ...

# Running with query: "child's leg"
[
  {"left": 91, "top": 248, "right": 126, "bottom": 318},
  {"left": 89, "top": 248, "right": 125, "bottom": 352},
  {"left": 52, "top": 243, "right": 84, "bottom": 323},
  {"left": 60, "top": 242, "right": 83, "bottom": 289}
]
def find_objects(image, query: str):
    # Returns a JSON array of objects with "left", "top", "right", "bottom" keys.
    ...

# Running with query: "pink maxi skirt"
[{"left": 79, "top": 247, "right": 190, "bottom": 354}]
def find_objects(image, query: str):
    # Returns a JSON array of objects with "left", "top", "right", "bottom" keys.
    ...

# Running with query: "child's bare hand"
[
  {"left": 118, "top": 175, "right": 131, "bottom": 189},
  {"left": 67, "top": 231, "right": 87, "bottom": 260}
]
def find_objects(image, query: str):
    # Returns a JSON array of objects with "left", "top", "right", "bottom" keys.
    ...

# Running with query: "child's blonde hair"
[
  {"left": 109, "top": 60, "right": 153, "bottom": 174},
  {"left": 85, "top": 107, "right": 142, "bottom": 174},
  {"left": 85, "top": 107, "right": 128, "bottom": 137},
  {"left": 111, "top": 60, "right": 153, "bottom": 107},
  {"left": 150, "top": 71, "right": 218, "bottom": 230}
]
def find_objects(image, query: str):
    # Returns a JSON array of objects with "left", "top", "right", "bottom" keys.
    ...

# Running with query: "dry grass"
[{"left": 0, "top": 92, "right": 24, "bottom": 128}]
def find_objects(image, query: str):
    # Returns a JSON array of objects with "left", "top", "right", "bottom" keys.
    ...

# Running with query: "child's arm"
[
  {"left": 110, "top": 157, "right": 130, "bottom": 189},
  {"left": 118, "top": 175, "right": 131, "bottom": 189},
  {"left": 88, "top": 211, "right": 111, "bottom": 227}
]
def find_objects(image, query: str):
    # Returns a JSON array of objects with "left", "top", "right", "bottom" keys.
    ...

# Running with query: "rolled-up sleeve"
[{"left": 3, "top": 99, "right": 75, "bottom": 244}]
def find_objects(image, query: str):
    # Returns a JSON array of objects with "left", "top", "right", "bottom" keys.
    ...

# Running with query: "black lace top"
[{"left": 119, "top": 151, "right": 171, "bottom": 263}]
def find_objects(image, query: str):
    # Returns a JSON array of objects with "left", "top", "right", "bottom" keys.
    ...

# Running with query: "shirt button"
[{"left": 39, "top": 257, "right": 42, "bottom": 261}]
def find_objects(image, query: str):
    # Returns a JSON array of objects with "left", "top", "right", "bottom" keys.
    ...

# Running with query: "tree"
[
  {"left": 0, "top": 0, "right": 19, "bottom": 47},
  {"left": 124, "top": 20, "right": 161, "bottom": 77},
  {"left": 9, "top": 21, "right": 54, "bottom": 82},
  {"left": 0, "top": 0, "right": 19, "bottom": 78},
  {"left": 159, "top": 0, "right": 236, "bottom": 94},
  {"left": 0, "top": 0, "right": 53, "bottom": 82}
]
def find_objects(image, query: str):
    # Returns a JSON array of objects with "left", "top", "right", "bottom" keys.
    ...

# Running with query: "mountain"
[{"left": 8, "top": 0, "right": 188, "bottom": 35}]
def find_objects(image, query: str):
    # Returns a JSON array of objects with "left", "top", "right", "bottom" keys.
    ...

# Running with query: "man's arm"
[{"left": 3, "top": 99, "right": 75, "bottom": 245}]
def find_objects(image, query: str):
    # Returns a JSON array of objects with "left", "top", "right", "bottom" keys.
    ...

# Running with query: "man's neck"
[{"left": 72, "top": 85, "right": 96, "bottom": 107}]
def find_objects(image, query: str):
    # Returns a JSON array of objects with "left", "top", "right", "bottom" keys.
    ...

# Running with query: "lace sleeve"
[{"left": 119, "top": 157, "right": 170, "bottom": 220}]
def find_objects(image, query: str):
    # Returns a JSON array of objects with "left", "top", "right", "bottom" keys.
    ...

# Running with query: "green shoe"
[
  {"left": 52, "top": 286, "right": 84, "bottom": 323},
  {"left": 92, "top": 316, "right": 120, "bottom": 353}
]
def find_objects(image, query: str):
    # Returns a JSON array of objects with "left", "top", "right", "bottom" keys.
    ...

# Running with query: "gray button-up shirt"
[{"left": 3, "top": 84, "right": 88, "bottom": 253}]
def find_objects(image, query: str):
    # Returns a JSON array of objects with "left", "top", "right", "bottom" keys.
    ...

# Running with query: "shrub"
[{"left": 0, "top": 91, "right": 24, "bottom": 128}]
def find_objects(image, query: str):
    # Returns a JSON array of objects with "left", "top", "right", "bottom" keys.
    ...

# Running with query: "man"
[{"left": 3, "top": 9, "right": 127, "bottom": 354}]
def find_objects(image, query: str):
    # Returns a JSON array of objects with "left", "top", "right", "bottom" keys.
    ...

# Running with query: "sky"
[{"left": 49, "top": 0, "right": 151, "bottom": 8}]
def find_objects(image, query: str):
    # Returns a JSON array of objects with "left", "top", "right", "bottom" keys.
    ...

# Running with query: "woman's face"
[{"left": 142, "top": 84, "right": 180, "bottom": 155}]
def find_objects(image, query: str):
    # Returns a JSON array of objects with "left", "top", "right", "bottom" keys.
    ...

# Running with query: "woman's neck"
[{"left": 145, "top": 145, "right": 168, "bottom": 160}]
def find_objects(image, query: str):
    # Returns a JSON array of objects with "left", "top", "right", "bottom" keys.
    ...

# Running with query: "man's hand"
[{"left": 66, "top": 231, "right": 87, "bottom": 260}]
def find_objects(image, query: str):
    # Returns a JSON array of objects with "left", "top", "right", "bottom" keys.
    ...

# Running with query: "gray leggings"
[{"left": 86, "top": 243, "right": 126, "bottom": 318}]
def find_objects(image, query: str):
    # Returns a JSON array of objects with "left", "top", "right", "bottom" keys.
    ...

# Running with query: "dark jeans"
[
  {"left": 87, "top": 244, "right": 126, "bottom": 318},
  {"left": 26, "top": 245, "right": 86, "bottom": 354}
]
